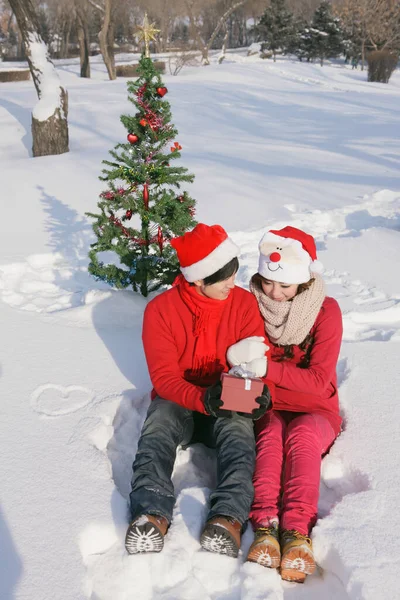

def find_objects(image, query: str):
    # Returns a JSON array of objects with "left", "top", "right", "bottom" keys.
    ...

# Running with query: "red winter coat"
[
  {"left": 266, "top": 297, "right": 343, "bottom": 436},
  {"left": 142, "top": 285, "right": 274, "bottom": 414}
]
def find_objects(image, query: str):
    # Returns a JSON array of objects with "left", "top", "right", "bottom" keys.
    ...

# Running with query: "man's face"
[{"left": 193, "top": 273, "right": 236, "bottom": 300}]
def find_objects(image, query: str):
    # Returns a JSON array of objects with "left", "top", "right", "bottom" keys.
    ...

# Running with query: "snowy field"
[{"left": 1, "top": 50, "right": 400, "bottom": 600}]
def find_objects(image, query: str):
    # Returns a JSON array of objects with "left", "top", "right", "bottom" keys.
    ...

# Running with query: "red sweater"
[
  {"left": 266, "top": 297, "right": 343, "bottom": 436},
  {"left": 142, "top": 285, "right": 273, "bottom": 414}
]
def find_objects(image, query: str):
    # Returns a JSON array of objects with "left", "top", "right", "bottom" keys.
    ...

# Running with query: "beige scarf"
[{"left": 250, "top": 274, "right": 326, "bottom": 346}]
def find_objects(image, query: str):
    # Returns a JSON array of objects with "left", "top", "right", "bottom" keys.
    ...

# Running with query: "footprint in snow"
[{"left": 0, "top": 252, "right": 95, "bottom": 313}]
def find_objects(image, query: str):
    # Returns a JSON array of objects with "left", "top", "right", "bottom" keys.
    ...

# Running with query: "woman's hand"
[
  {"left": 241, "top": 356, "right": 268, "bottom": 377},
  {"left": 227, "top": 336, "right": 269, "bottom": 367}
]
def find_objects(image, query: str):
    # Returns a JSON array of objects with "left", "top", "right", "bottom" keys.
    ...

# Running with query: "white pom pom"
[{"left": 310, "top": 259, "right": 324, "bottom": 274}]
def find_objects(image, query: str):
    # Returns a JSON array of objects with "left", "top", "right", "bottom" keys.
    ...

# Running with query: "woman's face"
[{"left": 261, "top": 278, "right": 299, "bottom": 302}]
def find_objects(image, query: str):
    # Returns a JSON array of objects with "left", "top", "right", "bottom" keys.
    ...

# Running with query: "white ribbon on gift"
[{"left": 228, "top": 364, "right": 257, "bottom": 379}]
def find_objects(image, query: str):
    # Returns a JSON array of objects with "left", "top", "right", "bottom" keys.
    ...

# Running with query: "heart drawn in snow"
[{"left": 30, "top": 384, "right": 94, "bottom": 417}]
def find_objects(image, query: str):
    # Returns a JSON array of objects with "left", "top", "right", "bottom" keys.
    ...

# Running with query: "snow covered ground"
[{"left": 1, "top": 50, "right": 400, "bottom": 600}]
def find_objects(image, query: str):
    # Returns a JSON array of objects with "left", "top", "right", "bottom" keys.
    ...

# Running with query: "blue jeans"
[{"left": 129, "top": 397, "right": 256, "bottom": 525}]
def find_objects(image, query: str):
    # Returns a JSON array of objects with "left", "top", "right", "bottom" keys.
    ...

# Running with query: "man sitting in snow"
[{"left": 125, "top": 223, "right": 272, "bottom": 558}]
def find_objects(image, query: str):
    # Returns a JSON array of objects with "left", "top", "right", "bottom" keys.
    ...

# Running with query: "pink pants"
[{"left": 250, "top": 410, "right": 336, "bottom": 535}]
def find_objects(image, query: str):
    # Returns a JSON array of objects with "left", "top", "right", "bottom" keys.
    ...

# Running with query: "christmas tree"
[{"left": 86, "top": 19, "right": 196, "bottom": 297}]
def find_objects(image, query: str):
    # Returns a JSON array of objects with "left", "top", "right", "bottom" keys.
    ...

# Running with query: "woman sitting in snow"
[{"left": 227, "top": 226, "right": 343, "bottom": 583}]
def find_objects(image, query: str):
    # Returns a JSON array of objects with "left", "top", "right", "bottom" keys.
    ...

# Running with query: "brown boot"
[
  {"left": 125, "top": 514, "right": 169, "bottom": 555},
  {"left": 280, "top": 529, "right": 316, "bottom": 583},
  {"left": 200, "top": 515, "right": 242, "bottom": 558},
  {"left": 246, "top": 523, "right": 281, "bottom": 568}
]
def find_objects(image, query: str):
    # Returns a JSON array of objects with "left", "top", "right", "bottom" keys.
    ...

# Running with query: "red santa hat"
[
  {"left": 171, "top": 223, "right": 240, "bottom": 282},
  {"left": 258, "top": 226, "right": 323, "bottom": 284}
]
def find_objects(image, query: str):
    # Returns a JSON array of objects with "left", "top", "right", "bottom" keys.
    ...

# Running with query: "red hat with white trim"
[
  {"left": 171, "top": 223, "right": 240, "bottom": 282},
  {"left": 258, "top": 226, "right": 323, "bottom": 284}
]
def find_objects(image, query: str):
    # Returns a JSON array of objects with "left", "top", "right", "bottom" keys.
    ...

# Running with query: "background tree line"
[
  {"left": 1, "top": 1, "right": 399, "bottom": 69},
  {"left": 1, "top": 0, "right": 399, "bottom": 80},
  {"left": 254, "top": 0, "right": 400, "bottom": 69}
]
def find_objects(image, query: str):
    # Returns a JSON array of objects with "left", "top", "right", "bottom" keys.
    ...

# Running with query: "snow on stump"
[
  {"left": 27, "top": 35, "right": 69, "bottom": 157},
  {"left": 0, "top": 70, "right": 31, "bottom": 83}
]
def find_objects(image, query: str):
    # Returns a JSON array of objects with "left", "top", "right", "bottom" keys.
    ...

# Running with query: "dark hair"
[
  {"left": 202, "top": 256, "right": 239, "bottom": 285},
  {"left": 251, "top": 273, "right": 315, "bottom": 297}
]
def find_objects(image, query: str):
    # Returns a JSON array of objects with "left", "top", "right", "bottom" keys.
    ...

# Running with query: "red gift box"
[{"left": 220, "top": 372, "right": 264, "bottom": 413}]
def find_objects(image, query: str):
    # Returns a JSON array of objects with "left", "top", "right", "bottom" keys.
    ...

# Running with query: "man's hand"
[
  {"left": 227, "top": 336, "right": 269, "bottom": 367},
  {"left": 203, "top": 381, "right": 232, "bottom": 418},
  {"left": 239, "top": 384, "right": 271, "bottom": 421}
]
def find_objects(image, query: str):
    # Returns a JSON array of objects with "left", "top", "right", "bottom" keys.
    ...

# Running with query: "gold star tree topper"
[{"left": 137, "top": 14, "right": 160, "bottom": 58}]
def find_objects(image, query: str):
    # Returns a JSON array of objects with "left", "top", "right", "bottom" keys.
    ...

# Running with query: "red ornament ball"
[
  {"left": 139, "top": 119, "right": 148, "bottom": 127},
  {"left": 156, "top": 87, "right": 168, "bottom": 97},
  {"left": 125, "top": 210, "right": 133, "bottom": 219},
  {"left": 127, "top": 133, "right": 139, "bottom": 144}
]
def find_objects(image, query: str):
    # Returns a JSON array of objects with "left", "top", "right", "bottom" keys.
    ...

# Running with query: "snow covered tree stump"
[
  {"left": 8, "top": 0, "right": 69, "bottom": 157},
  {"left": 31, "top": 88, "right": 69, "bottom": 157}
]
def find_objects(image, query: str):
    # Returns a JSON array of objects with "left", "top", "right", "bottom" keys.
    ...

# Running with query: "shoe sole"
[
  {"left": 247, "top": 541, "right": 281, "bottom": 568},
  {"left": 280, "top": 568, "right": 307, "bottom": 583},
  {"left": 125, "top": 521, "right": 164, "bottom": 554},
  {"left": 200, "top": 523, "right": 239, "bottom": 558},
  {"left": 280, "top": 546, "right": 316, "bottom": 580}
]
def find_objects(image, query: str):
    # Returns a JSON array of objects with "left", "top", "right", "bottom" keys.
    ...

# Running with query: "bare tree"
[
  {"left": 0, "top": 2, "right": 16, "bottom": 59},
  {"left": 8, "top": 0, "right": 69, "bottom": 157},
  {"left": 185, "top": 0, "right": 248, "bottom": 64},
  {"left": 87, "top": 0, "right": 116, "bottom": 79},
  {"left": 133, "top": 0, "right": 187, "bottom": 52},
  {"left": 75, "top": 0, "right": 90, "bottom": 77},
  {"left": 218, "top": 21, "right": 229, "bottom": 62},
  {"left": 335, "top": 0, "right": 400, "bottom": 70},
  {"left": 36, "top": 0, "right": 75, "bottom": 59}
]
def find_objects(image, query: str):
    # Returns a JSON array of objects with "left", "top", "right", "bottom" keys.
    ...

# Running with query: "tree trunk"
[
  {"left": 60, "top": 19, "right": 72, "bottom": 59},
  {"left": 218, "top": 25, "right": 229, "bottom": 64},
  {"left": 361, "top": 39, "right": 365, "bottom": 71},
  {"left": 185, "top": 1, "right": 207, "bottom": 63},
  {"left": 64, "top": 20, "right": 72, "bottom": 58},
  {"left": 202, "top": 46, "right": 210, "bottom": 65},
  {"left": 159, "top": 1, "right": 169, "bottom": 53},
  {"left": 32, "top": 87, "right": 69, "bottom": 156},
  {"left": 76, "top": 0, "right": 91, "bottom": 78},
  {"left": 17, "top": 31, "right": 24, "bottom": 59},
  {"left": 8, "top": 0, "right": 69, "bottom": 157},
  {"left": 203, "top": 0, "right": 246, "bottom": 65},
  {"left": 185, "top": 0, "right": 246, "bottom": 65},
  {"left": 98, "top": 0, "right": 116, "bottom": 80}
]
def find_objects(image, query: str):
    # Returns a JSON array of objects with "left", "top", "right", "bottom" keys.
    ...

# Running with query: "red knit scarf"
[{"left": 175, "top": 275, "right": 230, "bottom": 384}]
